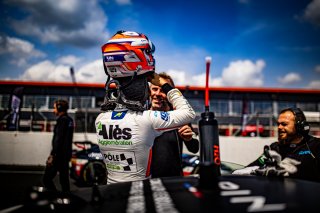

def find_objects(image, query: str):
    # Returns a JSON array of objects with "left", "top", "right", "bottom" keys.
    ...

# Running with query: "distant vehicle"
[
  {"left": 181, "top": 153, "right": 244, "bottom": 176},
  {"left": 70, "top": 141, "right": 107, "bottom": 186},
  {"left": 241, "top": 124, "right": 264, "bottom": 137},
  {"left": 223, "top": 124, "right": 265, "bottom": 137}
]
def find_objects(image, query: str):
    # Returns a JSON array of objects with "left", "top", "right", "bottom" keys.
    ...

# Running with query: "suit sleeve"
[
  {"left": 183, "top": 139, "right": 199, "bottom": 154},
  {"left": 149, "top": 88, "right": 196, "bottom": 132},
  {"left": 183, "top": 125, "right": 199, "bottom": 153}
]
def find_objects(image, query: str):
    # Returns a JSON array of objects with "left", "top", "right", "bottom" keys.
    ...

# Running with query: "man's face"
[
  {"left": 149, "top": 83, "right": 169, "bottom": 111},
  {"left": 53, "top": 103, "right": 59, "bottom": 116},
  {"left": 277, "top": 111, "right": 297, "bottom": 143}
]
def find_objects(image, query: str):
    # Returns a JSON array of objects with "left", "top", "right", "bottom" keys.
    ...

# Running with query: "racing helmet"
[{"left": 102, "top": 30, "right": 156, "bottom": 78}]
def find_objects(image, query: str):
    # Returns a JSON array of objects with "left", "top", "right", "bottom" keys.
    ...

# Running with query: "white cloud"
[
  {"left": 302, "top": 0, "right": 320, "bottom": 27},
  {"left": 315, "top": 65, "right": 320, "bottom": 73},
  {"left": 277, "top": 72, "right": 301, "bottom": 85},
  {"left": 164, "top": 70, "right": 214, "bottom": 87},
  {"left": 163, "top": 59, "right": 265, "bottom": 87},
  {"left": 75, "top": 60, "right": 105, "bottom": 83},
  {"left": 166, "top": 70, "right": 187, "bottom": 86},
  {"left": 56, "top": 55, "right": 81, "bottom": 66},
  {"left": 19, "top": 60, "right": 72, "bottom": 82},
  {"left": 166, "top": 70, "right": 224, "bottom": 87},
  {"left": 156, "top": 42, "right": 266, "bottom": 87},
  {"left": 7, "top": 0, "right": 109, "bottom": 47},
  {"left": 19, "top": 59, "right": 106, "bottom": 83},
  {"left": 188, "top": 73, "right": 224, "bottom": 87},
  {"left": 221, "top": 59, "right": 265, "bottom": 87},
  {"left": 0, "top": 35, "right": 45, "bottom": 67},
  {"left": 307, "top": 80, "right": 320, "bottom": 89}
]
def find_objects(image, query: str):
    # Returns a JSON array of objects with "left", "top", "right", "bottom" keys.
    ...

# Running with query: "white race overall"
[{"left": 95, "top": 88, "right": 195, "bottom": 184}]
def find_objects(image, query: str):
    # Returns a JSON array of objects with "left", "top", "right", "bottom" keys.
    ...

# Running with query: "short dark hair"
[
  {"left": 279, "top": 107, "right": 306, "bottom": 124},
  {"left": 54, "top": 99, "right": 69, "bottom": 113}
]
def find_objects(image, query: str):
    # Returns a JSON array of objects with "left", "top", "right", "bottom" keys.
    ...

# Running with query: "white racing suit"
[{"left": 95, "top": 88, "right": 195, "bottom": 184}]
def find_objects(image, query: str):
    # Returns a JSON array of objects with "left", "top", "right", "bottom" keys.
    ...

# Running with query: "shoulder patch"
[
  {"left": 160, "top": 112, "right": 169, "bottom": 121},
  {"left": 111, "top": 111, "right": 127, "bottom": 120}
]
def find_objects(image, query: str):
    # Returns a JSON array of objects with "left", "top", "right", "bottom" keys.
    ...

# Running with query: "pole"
[
  {"left": 70, "top": 67, "right": 88, "bottom": 141},
  {"left": 198, "top": 57, "right": 221, "bottom": 190}
]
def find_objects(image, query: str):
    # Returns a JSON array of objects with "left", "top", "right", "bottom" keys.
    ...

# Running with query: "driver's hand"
[{"left": 178, "top": 125, "right": 194, "bottom": 141}]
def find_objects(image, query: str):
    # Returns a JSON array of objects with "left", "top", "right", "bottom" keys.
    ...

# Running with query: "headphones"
[{"left": 287, "top": 107, "right": 310, "bottom": 136}]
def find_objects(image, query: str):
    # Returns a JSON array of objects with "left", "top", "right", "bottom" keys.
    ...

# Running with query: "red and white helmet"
[{"left": 102, "top": 30, "right": 156, "bottom": 78}]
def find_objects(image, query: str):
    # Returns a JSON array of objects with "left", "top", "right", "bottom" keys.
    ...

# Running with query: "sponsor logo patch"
[
  {"left": 98, "top": 140, "right": 132, "bottom": 146},
  {"left": 111, "top": 111, "right": 127, "bottom": 119},
  {"left": 160, "top": 112, "right": 169, "bottom": 121},
  {"left": 258, "top": 155, "right": 267, "bottom": 165},
  {"left": 103, "top": 151, "right": 136, "bottom": 172},
  {"left": 88, "top": 152, "right": 103, "bottom": 160},
  {"left": 153, "top": 111, "right": 158, "bottom": 117},
  {"left": 298, "top": 150, "right": 312, "bottom": 155},
  {"left": 98, "top": 124, "right": 132, "bottom": 140}
]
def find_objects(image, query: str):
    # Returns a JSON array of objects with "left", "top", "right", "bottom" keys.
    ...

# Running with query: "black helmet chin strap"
[
  {"left": 101, "top": 66, "right": 148, "bottom": 111},
  {"left": 120, "top": 70, "right": 138, "bottom": 89},
  {"left": 101, "top": 79, "right": 120, "bottom": 111}
]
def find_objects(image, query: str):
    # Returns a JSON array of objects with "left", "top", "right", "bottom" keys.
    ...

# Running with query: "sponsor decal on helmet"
[
  {"left": 107, "top": 66, "right": 118, "bottom": 74},
  {"left": 104, "top": 53, "right": 140, "bottom": 63},
  {"left": 107, "top": 38, "right": 148, "bottom": 46},
  {"left": 105, "top": 56, "right": 114, "bottom": 62},
  {"left": 122, "top": 31, "right": 140, "bottom": 36}
]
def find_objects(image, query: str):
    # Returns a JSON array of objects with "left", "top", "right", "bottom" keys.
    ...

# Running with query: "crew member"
[
  {"left": 233, "top": 107, "right": 320, "bottom": 182},
  {"left": 149, "top": 72, "right": 199, "bottom": 177},
  {"left": 43, "top": 99, "right": 74, "bottom": 192}
]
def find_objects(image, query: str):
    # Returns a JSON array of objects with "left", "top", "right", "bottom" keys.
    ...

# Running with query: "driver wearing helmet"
[{"left": 95, "top": 31, "right": 196, "bottom": 184}]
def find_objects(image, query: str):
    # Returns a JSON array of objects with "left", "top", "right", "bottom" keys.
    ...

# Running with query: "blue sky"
[{"left": 0, "top": 0, "right": 319, "bottom": 89}]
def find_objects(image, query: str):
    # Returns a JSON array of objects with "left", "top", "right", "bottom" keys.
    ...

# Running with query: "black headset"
[{"left": 287, "top": 107, "right": 310, "bottom": 136}]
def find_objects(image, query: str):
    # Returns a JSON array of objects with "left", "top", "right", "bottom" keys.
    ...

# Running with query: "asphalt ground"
[
  {"left": 0, "top": 165, "right": 81, "bottom": 211},
  {"left": 2, "top": 165, "right": 320, "bottom": 213}
]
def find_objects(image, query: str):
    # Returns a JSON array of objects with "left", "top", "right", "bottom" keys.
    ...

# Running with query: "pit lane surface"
[
  {"left": 62, "top": 175, "right": 320, "bottom": 213},
  {"left": 0, "top": 166, "right": 81, "bottom": 212},
  {"left": 2, "top": 167, "right": 320, "bottom": 213}
]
